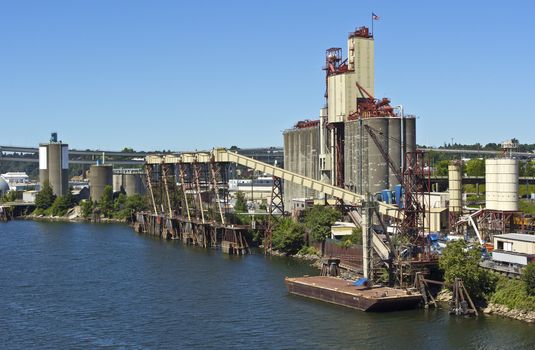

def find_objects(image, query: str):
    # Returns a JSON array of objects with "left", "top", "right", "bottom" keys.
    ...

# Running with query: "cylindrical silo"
[
  {"left": 124, "top": 174, "right": 145, "bottom": 196},
  {"left": 40, "top": 143, "right": 69, "bottom": 196},
  {"left": 388, "top": 117, "right": 402, "bottom": 189},
  {"left": 113, "top": 174, "right": 124, "bottom": 192},
  {"left": 404, "top": 116, "right": 417, "bottom": 155},
  {"left": 89, "top": 165, "right": 113, "bottom": 202},
  {"left": 366, "top": 117, "right": 389, "bottom": 193},
  {"left": 448, "top": 161, "right": 462, "bottom": 214},
  {"left": 485, "top": 159, "right": 498, "bottom": 210},
  {"left": 496, "top": 159, "right": 518, "bottom": 211}
]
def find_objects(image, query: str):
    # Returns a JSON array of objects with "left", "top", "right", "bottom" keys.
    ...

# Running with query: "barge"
[{"left": 285, "top": 276, "right": 422, "bottom": 312}]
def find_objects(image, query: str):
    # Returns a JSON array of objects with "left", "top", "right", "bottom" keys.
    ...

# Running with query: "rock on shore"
[{"left": 483, "top": 303, "right": 535, "bottom": 323}]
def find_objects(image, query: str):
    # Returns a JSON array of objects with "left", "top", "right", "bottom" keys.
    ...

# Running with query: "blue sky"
[{"left": 1, "top": 0, "right": 534, "bottom": 151}]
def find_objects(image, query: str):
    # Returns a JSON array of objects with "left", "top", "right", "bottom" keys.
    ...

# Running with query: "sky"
[{"left": 1, "top": 0, "right": 534, "bottom": 151}]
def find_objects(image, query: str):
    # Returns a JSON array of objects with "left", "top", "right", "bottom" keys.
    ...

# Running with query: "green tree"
[
  {"left": 465, "top": 159, "right": 485, "bottom": 177},
  {"left": 522, "top": 263, "right": 535, "bottom": 296},
  {"left": 435, "top": 160, "right": 450, "bottom": 176},
  {"left": 98, "top": 185, "right": 114, "bottom": 217},
  {"left": 303, "top": 205, "right": 342, "bottom": 243},
  {"left": 35, "top": 180, "right": 55, "bottom": 209},
  {"left": 49, "top": 195, "right": 71, "bottom": 216},
  {"left": 80, "top": 200, "right": 94, "bottom": 219},
  {"left": 271, "top": 218, "right": 305, "bottom": 255},
  {"left": 439, "top": 240, "right": 496, "bottom": 300},
  {"left": 125, "top": 194, "right": 147, "bottom": 212},
  {"left": 1, "top": 190, "right": 18, "bottom": 203},
  {"left": 234, "top": 191, "right": 247, "bottom": 213}
]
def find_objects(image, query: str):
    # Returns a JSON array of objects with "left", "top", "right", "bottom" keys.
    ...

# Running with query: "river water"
[{"left": 0, "top": 221, "right": 533, "bottom": 349}]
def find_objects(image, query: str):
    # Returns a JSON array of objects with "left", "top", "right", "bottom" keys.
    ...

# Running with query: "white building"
[{"left": 1, "top": 172, "right": 30, "bottom": 190}]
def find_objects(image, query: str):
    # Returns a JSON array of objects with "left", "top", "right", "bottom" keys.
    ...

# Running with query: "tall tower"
[
  {"left": 320, "top": 26, "right": 375, "bottom": 188},
  {"left": 39, "top": 133, "right": 69, "bottom": 196}
]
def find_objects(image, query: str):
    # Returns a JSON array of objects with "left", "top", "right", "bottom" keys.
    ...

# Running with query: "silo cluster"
[
  {"left": 344, "top": 116, "right": 416, "bottom": 194},
  {"left": 113, "top": 172, "right": 146, "bottom": 196}
]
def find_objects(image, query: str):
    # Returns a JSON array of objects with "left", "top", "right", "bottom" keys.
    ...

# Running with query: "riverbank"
[{"left": 22, "top": 205, "right": 127, "bottom": 224}]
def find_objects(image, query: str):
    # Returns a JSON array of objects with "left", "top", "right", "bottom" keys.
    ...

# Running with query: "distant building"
[
  {"left": 1, "top": 172, "right": 30, "bottom": 190},
  {"left": 228, "top": 177, "right": 273, "bottom": 200}
]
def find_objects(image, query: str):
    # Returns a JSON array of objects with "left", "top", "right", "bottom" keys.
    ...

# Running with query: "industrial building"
[
  {"left": 39, "top": 133, "right": 69, "bottom": 196},
  {"left": 284, "top": 26, "right": 416, "bottom": 205}
]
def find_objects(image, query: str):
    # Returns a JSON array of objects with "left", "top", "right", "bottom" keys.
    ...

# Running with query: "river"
[{"left": 0, "top": 221, "right": 534, "bottom": 349}]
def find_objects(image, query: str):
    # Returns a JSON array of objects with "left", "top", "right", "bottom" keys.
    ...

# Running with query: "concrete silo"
[
  {"left": 89, "top": 164, "right": 113, "bottom": 202},
  {"left": 124, "top": 174, "right": 145, "bottom": 196},
  {"left": 39, "top": 136, "right": 69, "bottom": 196}
]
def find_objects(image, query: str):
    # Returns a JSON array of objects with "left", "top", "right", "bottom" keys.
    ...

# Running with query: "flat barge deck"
[{"left": 285, "top": 276, "right": 422, "bottom": 312}]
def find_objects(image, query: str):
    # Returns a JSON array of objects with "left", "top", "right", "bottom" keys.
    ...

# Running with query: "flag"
[{"left": 372, "top": 12, "right": 380, "bottom": 20}]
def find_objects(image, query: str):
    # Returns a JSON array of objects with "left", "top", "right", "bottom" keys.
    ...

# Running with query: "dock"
[{"left": 285, "top": 276, "right": 422, "bottom": 312}]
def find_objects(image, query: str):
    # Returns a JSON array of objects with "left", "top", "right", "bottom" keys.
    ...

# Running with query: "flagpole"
[{"left": 371, "top": 12, "right": 374, "bottom": 36}]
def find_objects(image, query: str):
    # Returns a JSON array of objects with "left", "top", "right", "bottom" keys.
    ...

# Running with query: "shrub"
[
  {"left": 491, "top": 276, "right": 535, "bottom": 311},
  {"left": 298, "top": 245, "right": 319, "bottom": 256},
  {"left": 271, "top": 218, "right": 305, "bottom": 255},
  {"left": 521, "top": 263, "right": 535, "bottom": 296}
]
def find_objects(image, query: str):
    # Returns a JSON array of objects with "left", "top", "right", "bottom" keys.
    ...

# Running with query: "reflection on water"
[{"left": 1, "top": 221, "right": 533, "bottom": 349}]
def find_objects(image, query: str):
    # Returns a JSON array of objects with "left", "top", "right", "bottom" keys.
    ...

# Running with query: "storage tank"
[
  {"left": 89, "top": 164, "right": 113, "bottom": 202},
  {"left": 113, "top": 174, "right": 124, "bottom": 192},
  {"left": 486, "top": 158, "right": 518, "bottom": 211},
  {"left": 388, "top": 117, "right": 401, "bottom": 189},
  {"left": 366, "top": 117, "right": 389, "bottom": 194},
  {"left": 485, "top": 159, "right": 498, "bottom": 210},
  {"left": 124, "top": 174, "right": 145, "bottom": 196},
  {"left": 448, "top": 161, "right": 462, "bottom": 214},
  {"left": 39, "top": 141, "right": 69, "bottom": 196},
  {"left": 496, "top": 159, "right": 518, "bottom": 211}
]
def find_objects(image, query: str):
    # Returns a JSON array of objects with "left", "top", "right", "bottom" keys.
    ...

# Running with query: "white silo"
[
  {"left": 448, "top": 161, "right": 462, "bottom": 214},
  {"left": 485, "top": 158, "right": 518, "bottom": 211}
]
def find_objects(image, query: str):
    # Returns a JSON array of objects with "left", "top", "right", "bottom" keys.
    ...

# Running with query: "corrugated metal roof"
[{"left": 494, "top": 233, "right": 535, "bottom": 243}]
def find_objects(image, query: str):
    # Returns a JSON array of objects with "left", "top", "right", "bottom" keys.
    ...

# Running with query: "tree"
[
  {"left": 439, "top": 240, "right": 496, "bottom": 300},
  {"left": 98, "top": 185, "right": 114, "bottom": 217},
  {"left": 522, "top": 263, "right": 535, "bottom": 296},
  {"left": 465, "top": 159, "right": 485, "bottom": 177},
  {"left": 80, "top": 200, "right": 94, "bottom": 219},
  {"left": 303, "top": 205, "right": 342, "bottom": 243},
  {"left": 1, "top": 190, "right": 18, "bottom": 203},
  {"left": 35, "top": 180, "right": 55, "bottom": 209},
  {"left": 271, "top": 218, "right": 305, "bottom": 255},
  {"left": 49, "top": 195, "right": 71, "bottom": 216},
  {"left": 125, "top": 194, "right": 147, "bottom": 212},
  {"left": 435, "top": 160, "right": 450, "bottom": 176},
  {"left": 234, "top": 191, "right": 247, "bottom": 213}
]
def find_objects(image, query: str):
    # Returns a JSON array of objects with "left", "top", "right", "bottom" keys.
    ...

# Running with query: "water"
[{"left": 1, "top": 221, "right": 534, "bottom": 349}]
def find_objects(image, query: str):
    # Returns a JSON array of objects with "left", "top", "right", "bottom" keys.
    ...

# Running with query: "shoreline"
[
  {"left": 10, "top": 218, "right": 535, "bottom": 324},
  {"left": 19, "top": 214, "right": 127, "bottom": 225}
]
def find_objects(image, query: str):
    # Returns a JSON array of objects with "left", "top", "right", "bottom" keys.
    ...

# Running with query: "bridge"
[
  {"left": 419, "top": 148, "right": 535, "bottom": 159},
  {"left": 0, "top": 145, "right": 146, "bottom": 165}
]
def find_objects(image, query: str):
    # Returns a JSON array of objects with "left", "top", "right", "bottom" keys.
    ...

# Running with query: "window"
[{"left": 497, "top": 241, "right": 504, "bottom": 250}]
